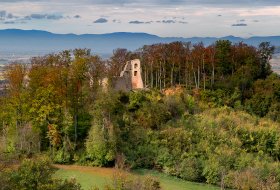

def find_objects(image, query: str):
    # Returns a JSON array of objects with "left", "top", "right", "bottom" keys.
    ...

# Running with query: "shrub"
[
  {"left": 53, "top": 148, "right": 72, "bottom": 164},
  {"left": 225, "top": 169, "right": 259, "bottom": 190},
  {"left": 10, "top": 157, "right": 56, "bottom": 190},
  {"left": 3, "top": 157, "right": 82, "bottom": 190},
  {"left": 225, "top": 168, "right": 280, "bottom": 190},
  {"left": 178, "top": 157, "right": 203, "bottom": 182},
  {"left": 105, "top": 170, "right": 161, "bottom": 190},
  {"left": 38, "top": 179, "right": 82, "bottom": 190}
]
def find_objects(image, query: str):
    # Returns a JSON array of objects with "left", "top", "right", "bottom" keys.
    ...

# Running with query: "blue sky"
[{"left": 0, "top": 0, "right": 280, "bottom": 37}]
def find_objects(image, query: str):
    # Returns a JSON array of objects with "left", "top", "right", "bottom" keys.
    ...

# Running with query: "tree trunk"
[
  {"left": 171, "top": 63, "right": 175, "bottom": 87},
  {"left": 159, "top": 61, "right": 162, "bottom": 90},
  {"left": 155, "top": 70, "right": 158, "bottom": 89},
  {"left": 185, "top": 61, "right": 188, "bottom": 88},
  {"left": 144, "top": 65, "right": 147, "bottom": 88},
  {"left": 151, "top": 61, "right": 153, "bottom": 88},
  {"left": 74, "top": 113, "right": 77, "bottom": 147},
  {"left": 178, "top": 63, "right": 181, "bottom": 85},
  {"left": 192, "top": 62, "right": 198, "bottom": 89},
  {"left": 164, "top": 60, "right": 166, "bottom": 89},
  {"left": 197, "top": 65, "right": 200, "bottom": 89},
  {"left": 211, "top": 54, "right": 215, "bottom": 89},
  {"left": 203, "top": 54, "right": 206, "bottom": 90}
]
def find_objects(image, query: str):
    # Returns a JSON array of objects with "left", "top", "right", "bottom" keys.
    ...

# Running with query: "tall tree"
[{"left": 258, "top": 42, "right": 275, "bottom": 78}]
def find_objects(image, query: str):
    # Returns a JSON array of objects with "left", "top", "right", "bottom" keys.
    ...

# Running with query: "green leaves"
[
  {"left": 85, "top": 123, "right": 116, "bottom": 166},
  {"left": 3, "top": 157, "right": 82, "bottom": 190},
  {"left": 11, "top": 157, "right": 56, "bottom": 190},
  {"left": 258, "top": 42, "right": 275, "bottom": 78},
  {"left": 30, "top": 86, "right": 61, "bottom": 128}
]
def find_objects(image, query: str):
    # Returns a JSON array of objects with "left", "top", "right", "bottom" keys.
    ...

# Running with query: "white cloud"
[{"left": 0, "top": 1, "right": 280, "bottom": 37}]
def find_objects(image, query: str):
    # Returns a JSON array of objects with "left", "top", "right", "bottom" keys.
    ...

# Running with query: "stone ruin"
[{"left": 112, "top": 59, "right": 144, "bottom": 92}]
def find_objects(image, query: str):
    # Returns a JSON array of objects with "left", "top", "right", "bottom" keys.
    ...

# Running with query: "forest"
[{"left": 1, "top": 40, "right": 280, "bottom": 190}]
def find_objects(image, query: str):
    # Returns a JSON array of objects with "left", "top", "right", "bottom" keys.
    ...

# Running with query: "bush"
[
  {"left": 103, "top": 170, "right": 161, "bottom": 190},
  {"left": 178, "top": 157, "right": 203, "bottom": 182},
  {"left": 225, "top": 168, "right": 280, "bottom": 190},
  {"left": 225, "top": 169, "right": 259, "bottom": 190},
  {"left": 38, "top": 179, "right": 82, "bottom": 190},
  {"left": 53, "top": 148, "right": 72, "bottom": 164},
  {"left": 3, "top": 157, "right": 82, "bottom": 190},
  {"left": 10, "top": 157, "right": 56, "bottom": 190}
]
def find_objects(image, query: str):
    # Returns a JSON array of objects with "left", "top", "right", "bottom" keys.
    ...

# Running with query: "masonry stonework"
[{"left": 113, "top": 59, "right": 144, "bottom": 91}]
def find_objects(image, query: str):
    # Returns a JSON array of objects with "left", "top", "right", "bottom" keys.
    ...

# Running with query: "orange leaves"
[
  {"left": 47, "top": 124, "right": 62, "bottom": 147},
  {"left": 5, "top": 64, "right": 27, "bottom": 97}
]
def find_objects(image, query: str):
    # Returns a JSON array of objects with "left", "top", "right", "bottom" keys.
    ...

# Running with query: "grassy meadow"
[{"left": 55, "top": 165, "right": 219, "bottom": 190}]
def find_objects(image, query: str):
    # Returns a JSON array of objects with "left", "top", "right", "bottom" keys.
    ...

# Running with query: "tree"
[
  {"left": 108, "top": 48, "right": 130, "bottom": 78},
  {"left": 258, "top": 42, "right": 275, "bottom": 78},
  {"left": 85, "top": 91, "right": 121, "bottom": 166},
  {"left": 3, "top": 157, "right": 82, "bottom": 190},
  {"left": 215, "top": 40, "right": 232, "bottom": 77},
  {"left": 4, "top": 63, "right": 30, "bottom": 153},
  {"left": 85, "top": 121, "right": 116, "bottom": 166}
]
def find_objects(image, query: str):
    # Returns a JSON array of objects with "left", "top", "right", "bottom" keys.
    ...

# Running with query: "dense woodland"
[{"left": 1, "top": 40, "right": 280, "bottom": 190}]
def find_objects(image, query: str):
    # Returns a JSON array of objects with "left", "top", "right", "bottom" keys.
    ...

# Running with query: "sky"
[{"left": 0, "top": 0, "right": 280, "bottom": 37}]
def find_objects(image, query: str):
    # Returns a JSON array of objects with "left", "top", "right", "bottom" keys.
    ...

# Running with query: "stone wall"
[
  {"left": 112, "top": 59, "right": 144, "bottom": 92},
  {"left": 131, "top": 59, "right": 144, "bottom": 89}
]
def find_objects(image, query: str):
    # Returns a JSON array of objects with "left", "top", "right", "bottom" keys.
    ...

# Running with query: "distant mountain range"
[{"left": 1, "top": 29, "right": 280, "bottom": 56}]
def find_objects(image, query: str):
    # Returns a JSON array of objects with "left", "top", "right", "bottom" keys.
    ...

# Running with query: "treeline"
[
  {"left": 0, "top": 40, "right": 280, "bottom": 189},
  {"left": 139, "top": 41, "right": 273, "bottom": 90},
  {"left": 116, "top": 40, "right": 279, "bottom": 119}
]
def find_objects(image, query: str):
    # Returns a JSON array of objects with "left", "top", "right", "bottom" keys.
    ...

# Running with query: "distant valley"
[
  {"left": 1, "top": 29, "right": 280, "bottom": 55},
  {"left": 0, "top": 29, "right": 279, "bottom": 73}
]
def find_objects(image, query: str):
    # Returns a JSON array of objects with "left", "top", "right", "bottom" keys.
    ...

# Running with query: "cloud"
[
  {"left": 24, "top": 13, "right": 64, "bottom": 20},
  {"left": 178, "top": 21, "right": 188, "bottom": 24},
  {"left": 0, "top": 10, "right": 6, "bottom": 19},
  {"left": 3, "top": 21, "right": 15, "bottom": 24},
  {"left": 154, "top": 20, "right": 179, "bottom": 24},
  {"left": 0, "top": 10, "right": 27, "bottom": 24},
  {"left": 46, "top": 14, "right": 63, "bottom": 20},
  {"left": 232, "top": 23, "right": 247, "bottom": 26},
  {"left": 7, "top": 13, "right": 17, "bottom": 19},
  {"left": 1, "top": 0, "right": 280, "bottom": 6},
  {"left": 0, "top": 10, "right": 18, "bottom": 20},
  {"left": 74, "top": 15, "right": 81, "bottom": 18},
  {"left": 129, "top": 20, "right": 153, "bottom": 24},
  {"left": 93, "top": 18, "right": 108, "bottom": 23},
  {"left": 112, "top": 19, "right": 121, "bottom": 23},
  {"left": 129, "top": 20, "right": 144, "bottom": 24},
  {"left": 30, "top": 14, "right": 46, "bottom": 19},
  {"left": 162, "top": 20, "right": 176, "bottom": 23}
]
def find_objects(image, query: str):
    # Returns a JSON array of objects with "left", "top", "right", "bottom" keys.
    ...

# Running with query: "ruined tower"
[
  {"left": 113, "top": 59, "right": 144, "bottom": 91},
  {"left": 130, "top": 59, "right": 144, "bottom": 89}
]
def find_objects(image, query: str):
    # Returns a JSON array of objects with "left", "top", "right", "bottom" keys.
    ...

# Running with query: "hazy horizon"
[{"left": 2, "top": 28, "right": 280, "bottom": 38}]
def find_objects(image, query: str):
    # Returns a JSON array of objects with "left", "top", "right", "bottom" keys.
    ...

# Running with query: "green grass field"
[
  {"left": 55, "top": 168, "right": 110, "bottom": 189},
  {"left": 55, "top": 165, "right": 219, "bottom": 190},
  {"left": 133, "top": 169, "right": 219, "bottom": 190}
]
